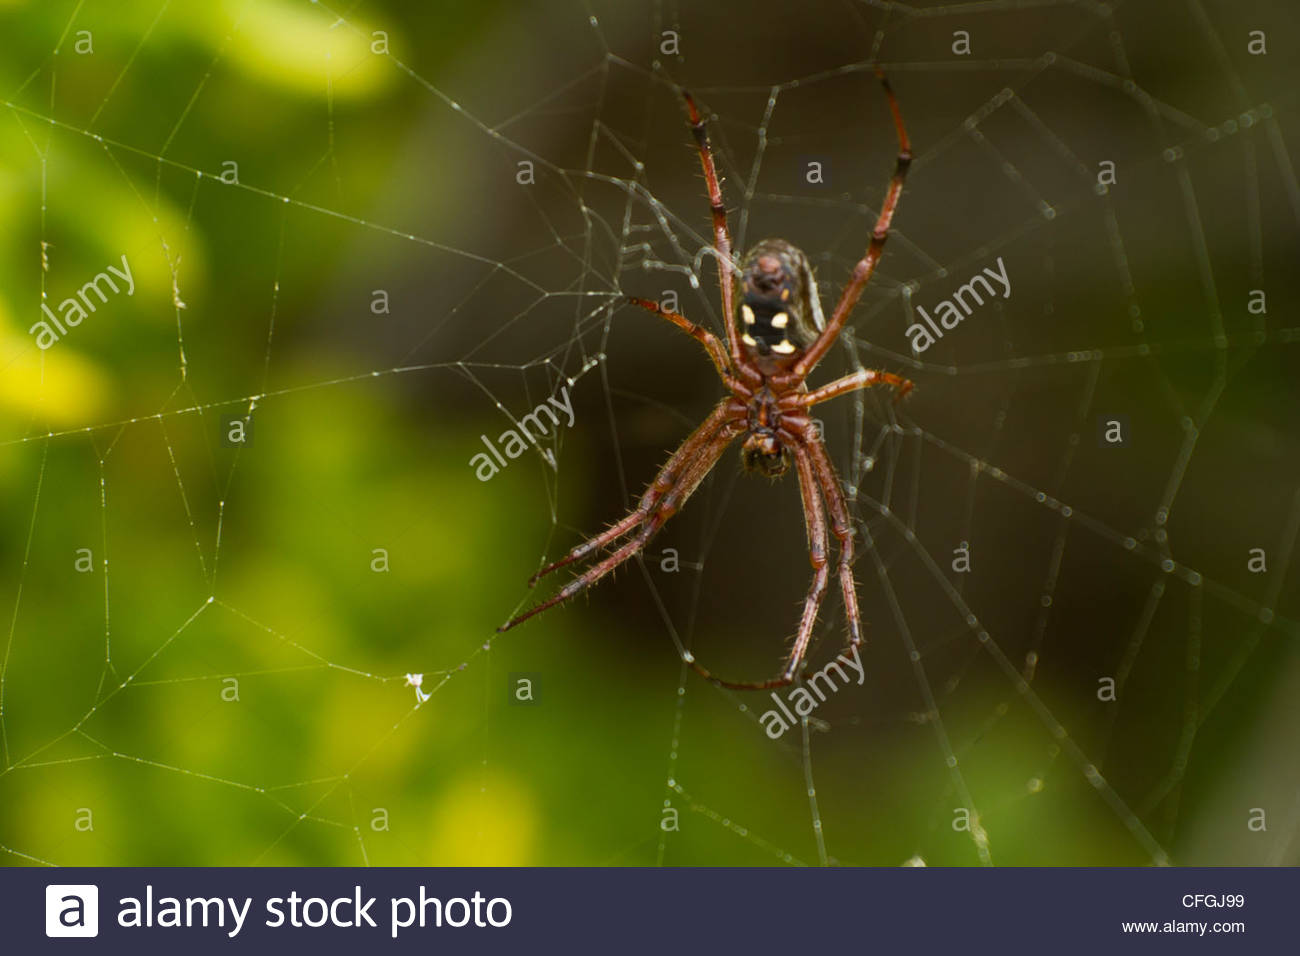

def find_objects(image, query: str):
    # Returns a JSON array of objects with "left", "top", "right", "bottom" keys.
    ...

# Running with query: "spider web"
[{"left": 1, "top": 0, "right": 1298, "bottom": 867}]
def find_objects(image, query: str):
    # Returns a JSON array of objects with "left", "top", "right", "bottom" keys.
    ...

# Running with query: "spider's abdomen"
[
  {"left": 739, "top": 297, "right": 794, "bottom": 356},
  {"left": 739, "top": 239, "right": 824, "bottom": 363}
]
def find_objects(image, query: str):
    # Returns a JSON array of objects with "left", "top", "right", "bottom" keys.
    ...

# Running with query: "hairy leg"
[
  {"left": 685, "top": 444, "right": 830, "bottom": 691},
  {"left": 523, "top": 400, "right": 741, "bottom": 588},
  {"left": 500, "top": 418, "right": 744, "bottom": 632},
  {"left": 626, "top": 296, "right": 739, "bottom": 388},
  {"left": 791, "top": 73, "right": 912, "bottom": 380},
  {"left": 681, "top": 91, "right": 743, "bottom": 363},
  {"left": 803, "top": 428, "right": 863, "bottom": 650},
  {"left": 801, "top": 367, "right": 914, "bottom": 407}
]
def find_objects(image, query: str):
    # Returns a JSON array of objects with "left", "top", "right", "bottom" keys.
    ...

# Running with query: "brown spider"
[{"left": 499, "top": 74, "right": 914, "bottom": 690}]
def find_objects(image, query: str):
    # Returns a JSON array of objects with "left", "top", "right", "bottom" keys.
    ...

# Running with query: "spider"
[{"left": 498, "top": 73, "right": 914, "bottom": 690}]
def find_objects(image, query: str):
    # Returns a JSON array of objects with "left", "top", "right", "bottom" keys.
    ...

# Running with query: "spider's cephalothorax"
[
  {"left": 500, "top": 74, "right": 916, "bottom": 691},
  {"left": 738, "top": 238, "right": 825, "bottom": 368}
]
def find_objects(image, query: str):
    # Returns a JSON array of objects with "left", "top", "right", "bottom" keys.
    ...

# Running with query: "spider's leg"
[
  {"left": 525, "top": 400, "right": 741, "bottom": 588},
  {"left": 626, "top": 297, "right": 738, "bottom": 388},
  {"left": 685, "top": 443, "right": 830, "bottom": 692},
  {"left": 804, "top": 430, "right": 863, "bottom": 650},
  {"left": 499, "top": 418, "right": 744, "bottom": 632},
  {"left": 801, "top": 367, "right": 914, "bottom": 406},
  {"left": 791, "top": 73, "right": 911, "bottom": 379},
  {"left": 787, "top": 444, "right": 831, "bottom": 677},
  {"left": 681, "top": 91, "right": 743, "bottom": 362},
  {"left": 526, "top": 511, "right": 644, "bottom": 587}
]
